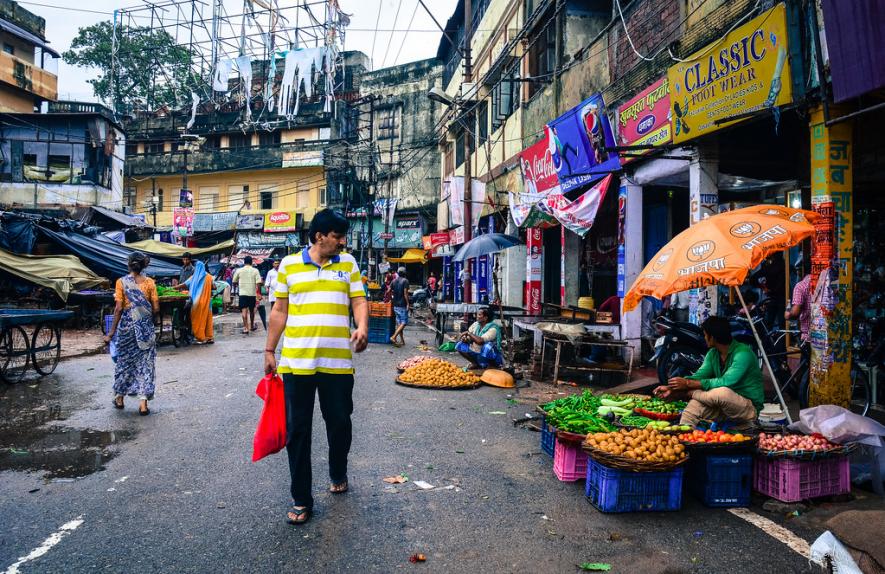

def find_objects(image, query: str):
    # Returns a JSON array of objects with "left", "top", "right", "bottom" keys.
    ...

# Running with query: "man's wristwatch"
[{"left": 265, "top": 349, "right": 275, "bottom": 353}]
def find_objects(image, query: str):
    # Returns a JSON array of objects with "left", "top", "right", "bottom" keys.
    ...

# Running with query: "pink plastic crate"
[
  {"left": 753, "top": 455, "right": 850, "bottom": 503},
  {"left": 553, "top": 438, "right": 588, "bottom": 482}
]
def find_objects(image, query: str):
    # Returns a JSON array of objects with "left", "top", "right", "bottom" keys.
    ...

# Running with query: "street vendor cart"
[
  {"left": 0, "top": 308, "right": 74, "bottom": 383},
  {"left": 157, "top": 295, "right": 191, "bottom": 347}
]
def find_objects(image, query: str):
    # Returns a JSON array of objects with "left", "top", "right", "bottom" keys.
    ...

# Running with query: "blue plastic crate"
[
  {"left": 585, "top": 458, "right": 683, "bottom": 513},
  {"left": 368, "top": 329, "right": 393, "bottom": 344},
  {"left": 688, "top": 454, "right": 752, "bottom": 507},
  {"left": 540, "top": 416, "right": 556, "bottom": 457},
  {"left": 369, "top": 316, "right": 393, "bottom": 331}
]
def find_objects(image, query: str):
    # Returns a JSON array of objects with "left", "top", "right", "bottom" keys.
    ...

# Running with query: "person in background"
[
  {"left": 176, "top": 260, "right": 214, "bottom": 344},
  {"left": 752, "top": 255, "right": 786, "bottom": 330},
  {"left": 458, "top": 267, "right": 471, "bottom": 302},
  {"left": 587, "top": 295, "right": 622, "bottom": 363},
  {"left": 104, "top": 252, "right": 159, "bottom": 416},
  {"left": 456, "top": 307, "right": 503, "bottom": 369},
  {"left": 785, "top": 273, "right": 812, "bottom": 342},
  {"left": 382, "top": 270, "right": 395, "bottom": 304},
  {"left": 263, "top": 209, "right": 368, "bottom": 526},
  {"left": 427, "top": 272, "right": 438, "bottom": 298},
  {"left": 233, "top": 255, "right": 262, "bottom": 335},
  {"left": 655, "top": 316, "right": 763, "bottom": 431},
  {"left": 669, "top": 289, "right": 691, "bottom": 323},
  {"left": 179, "top": 252, "right": 195, "bottom": 284},
  {"left": 361, "top": 270, "right": 369, "bottom": 297},
  {"left": 265, "top": 259, "right": 281, "bottom": 304},
  {"left": 389, "top": 267, "right": 410, "bottom": 347}
]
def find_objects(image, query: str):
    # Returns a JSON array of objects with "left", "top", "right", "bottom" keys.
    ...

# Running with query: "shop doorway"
[{"left": 543, "top": 226, "right": 561, "bottom": 305}]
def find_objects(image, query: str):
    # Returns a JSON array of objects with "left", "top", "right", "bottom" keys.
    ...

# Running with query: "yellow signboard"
[{"left": 668, "top": 3, "right": 792, "bottom": 144}]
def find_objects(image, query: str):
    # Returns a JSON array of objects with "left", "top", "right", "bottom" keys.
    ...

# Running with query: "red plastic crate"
[
  {"left": 753, "top": 455, "right": 850, "bottom": 503},
  {"left": 553, "top": 438, "right": 587, "bottom": 482}
]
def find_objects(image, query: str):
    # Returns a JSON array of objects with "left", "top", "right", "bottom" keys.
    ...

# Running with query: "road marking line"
[
  {"left": 727, "top": 508, "right": 821, "bottom": 565},
  {"left": 2, "top": 516, "right": 84, "bottom": 574}
]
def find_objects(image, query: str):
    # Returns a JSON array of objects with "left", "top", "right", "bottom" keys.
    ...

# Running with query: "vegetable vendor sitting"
[
  {"left": 653, "top": 316, "right": 763, "bottom": 431},
  {"left": 456, "top": 307, "right": 503, "bottom": 369}
]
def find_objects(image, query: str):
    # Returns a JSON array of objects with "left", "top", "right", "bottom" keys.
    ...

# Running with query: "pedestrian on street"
[
  {"left": 233, "top": 255, "right": 262, "bottom": 334},
  {"left": 263, "top": 209, "right": 369, "bottom": 526},
  {"left": 179, "top": 252, "right": 195, "bottom": 284},
  {"left": 389, "top": 267, "right": 409, "bottom": 347},
  {"left": 175, "top": 260, "right": 215, "bottom": 344},
  {"left": 104, "top": 252, "right": 159, "bottom": 416}
]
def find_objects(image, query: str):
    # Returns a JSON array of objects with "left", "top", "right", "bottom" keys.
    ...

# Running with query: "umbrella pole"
[{"left": 735, "top": 288, "right": 793, "bottom": 425}]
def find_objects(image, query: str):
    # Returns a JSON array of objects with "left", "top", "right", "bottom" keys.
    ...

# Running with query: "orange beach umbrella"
[{"left": 623, "top": 205, "right": 819, "bottom": 313}]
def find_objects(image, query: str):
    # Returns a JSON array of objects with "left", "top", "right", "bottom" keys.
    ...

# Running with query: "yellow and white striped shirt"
[{"left": 274, "top": 248, "right": 364, "bottom": 375}]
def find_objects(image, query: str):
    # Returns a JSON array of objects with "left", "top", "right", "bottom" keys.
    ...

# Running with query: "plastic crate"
[
  {"left": 585, "top": 458, "right": 683, "bottom": 513},
  {"left": 369, "top": 316, "right": 393, "bottom": 331},
  {"left": 540, "top": 416, "right": 556, "bottom": 457},
  {"left": 553, "top": 438, "right": 588, "bottom": 481},
  {"left": 368, "top": 329, "right": 393, "bottom": 344},
  {"left": 753, "top": 455, "right": 850, "bottom": 503},
  {"left": 687, "top": 454, "right": 752, "bottom": 507},
  {"left": 369, "top": 302, "right": 392, "bottom": 317}
]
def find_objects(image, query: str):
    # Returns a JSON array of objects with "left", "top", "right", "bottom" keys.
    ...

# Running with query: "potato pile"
[
  {"left": 399, "top": 358, "right": 480, "bottom": 388},
  {"left": 583, "top": 429, "right": 686, "bottom": 463}
]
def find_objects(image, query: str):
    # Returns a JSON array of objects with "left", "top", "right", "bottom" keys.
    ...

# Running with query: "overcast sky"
[{"left": 29, "top": 0, "right": 457, "bottom": 102}]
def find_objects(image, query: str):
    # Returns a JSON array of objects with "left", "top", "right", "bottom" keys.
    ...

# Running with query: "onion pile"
[
  {"left": 758, "top": 432, "right": 837, "bottom": 452},
  {"left": 398, "top": 355, "right": 432, "bottom": 371}
]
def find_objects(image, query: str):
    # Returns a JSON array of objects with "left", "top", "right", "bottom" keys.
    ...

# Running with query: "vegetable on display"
[
  {"left": 678, "top": 430, "right": 751, "bottom": 444},
  {"left": 634, "top": 398, "right": 686, "bottom": 414},
  {"left": 758, "top": 433, "right": 838, "bottom": 452},
  {"left": 584, "top": 429, "right": 687, "bottom": 463},
  {"left": 157, "top": 285, "right": 187, "bottom": 297}
]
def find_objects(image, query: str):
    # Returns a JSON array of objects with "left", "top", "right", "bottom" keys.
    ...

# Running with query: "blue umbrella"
[{"left": 452, "top": 233, "right": 522, "bottom": 262}]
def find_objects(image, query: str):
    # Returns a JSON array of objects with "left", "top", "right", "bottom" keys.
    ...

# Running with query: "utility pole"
[
  {"left": 462, "top": 0, "right": 473, "bottom": 303},
  {"left": 383, "top": 117, "right": 395, "bottom": 258},
  {"left": 367, "top": 97, "right": 376, "bottom": 280},
  {"left": 151, "top": 177, "right": 158, "bottom": 227}
]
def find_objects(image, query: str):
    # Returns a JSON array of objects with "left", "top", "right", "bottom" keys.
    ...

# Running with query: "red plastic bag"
[{"left": 252, "top": 373, "right": 287, "bottom": 462}]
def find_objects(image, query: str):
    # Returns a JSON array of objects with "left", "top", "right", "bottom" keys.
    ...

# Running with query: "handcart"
[{"left": 0, "top": 308, "right": 74, "bottom": 383}]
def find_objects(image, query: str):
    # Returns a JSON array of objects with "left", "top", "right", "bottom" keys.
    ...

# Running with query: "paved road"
[{"left": 0, "top": 320, "right": 840, "bottom": 573}]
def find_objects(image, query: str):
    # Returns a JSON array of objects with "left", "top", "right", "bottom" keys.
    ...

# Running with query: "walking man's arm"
[{"left": 351, "top": 296, "right": 369, "bottom": 353}]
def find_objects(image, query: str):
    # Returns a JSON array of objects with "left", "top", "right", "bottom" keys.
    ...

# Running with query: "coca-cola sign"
[{"left": 519, "top": 135, "right": 560, "bottom": 195}]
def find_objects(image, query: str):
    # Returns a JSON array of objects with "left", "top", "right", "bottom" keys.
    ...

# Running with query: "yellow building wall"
[{"left": 131, "top": 166, "right": 327, "bottom": 227}]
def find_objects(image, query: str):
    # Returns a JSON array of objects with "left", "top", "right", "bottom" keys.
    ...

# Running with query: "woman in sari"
[
  {"left": 180, "top": 260, "right": 214, "bottom": 344},
  {"left": 104, "top": 252, "right": 159, "bottom": 416}
]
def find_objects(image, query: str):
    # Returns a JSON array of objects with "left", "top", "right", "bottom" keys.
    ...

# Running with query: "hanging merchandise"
[
  {"left": 186, "top": 92, "right": 199, "bottom": 130},
  {"left": 213, "top": 58, "right": 233, "bottom": 92},
  {"left": 236, "top": 55, "right": 253, "bottom": 117},
  {"left": 536, "top": 175, "right": 613, "bottom": 237}
]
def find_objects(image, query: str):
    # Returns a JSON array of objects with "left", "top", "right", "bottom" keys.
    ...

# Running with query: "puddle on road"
[{"left": 0, "top": 373, "right": 135, "bottom": 479}]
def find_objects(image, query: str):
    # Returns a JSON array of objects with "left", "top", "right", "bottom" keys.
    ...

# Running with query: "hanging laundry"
[
  {"left": 213, "top": 58, "right": 233, "bottom": 92},
  {"left": 236, "top": 55, "right": 253, "bottom": 117},
  {"left": 186, "top": 92, "right": 199, "bottom": 130}
]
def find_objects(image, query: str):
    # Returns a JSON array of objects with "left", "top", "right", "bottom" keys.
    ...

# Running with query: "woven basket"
[
  {"left": 394, "top": 375, "right": 480, "bottom": 390},
  {"left": 556, "top": 430, "right": 589, "bottom": 446},
  {"left": 755, "top": 442, "right": 856, "bottom": 461},
  {"left": 581, "top": 444, "right": 689, "bottom": 472},
  {"left": 680, "top": 436, "right": 758, "bottom": 452}
]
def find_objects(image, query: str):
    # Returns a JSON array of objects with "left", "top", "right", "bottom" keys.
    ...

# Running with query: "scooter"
[{"left": 410, "top": 287, "right": 431, "bottom": 309}]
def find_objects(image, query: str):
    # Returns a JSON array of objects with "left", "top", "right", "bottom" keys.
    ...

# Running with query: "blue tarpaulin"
[{"left": 39, "top": 227, "right": 181, "bottom": 279}]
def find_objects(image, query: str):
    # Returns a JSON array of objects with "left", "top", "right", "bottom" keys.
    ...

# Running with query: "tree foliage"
[{"left": 63, "top": 21, "right": 199, "bottom": 111}]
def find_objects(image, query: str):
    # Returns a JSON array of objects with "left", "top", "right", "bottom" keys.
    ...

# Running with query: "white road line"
[
  {"left": 2, "top": 516, "right": 84, "bottom": 574},
  {"left": 727, "top": 508, "right": 822, "bottom": 566}
]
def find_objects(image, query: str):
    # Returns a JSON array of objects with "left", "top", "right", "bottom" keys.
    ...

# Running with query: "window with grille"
[
  {"left": 198, "top": 186, "right": 219, "bottom": 211},
  {"left": 491, "top": 66, "right": 519, "bottom": 132},
  {"left": 527, "top": 12, "right": 556, "bottom": 99},
  {"left": 145, "top": 142, "right": 164, "bottom": 154},
  {"left": 319, "top": 187, "right": 327, "bottom": 206},
  {"left": 296, "top": 182, "right": 310, "bottom": 208},
  {"left": 228, "top": 132, "right": 250, "bottom": 149},
  {"left": 259, "top": 184, "right": 276, "bottom": 209},
  {"left": 258, "top": 131, "right": 281, "bottom": 147},
  {"left": 455, "top": 132, "right": 465, "bottom": 167},
  {"left": 229, "top": 184, "right": 250, "bottom": 211},
  {"left": 477, "top": 101, "right": 488, "bottom": 147},
  {"left": 376, "top": 107, "right": 400, "bottom": 140}
]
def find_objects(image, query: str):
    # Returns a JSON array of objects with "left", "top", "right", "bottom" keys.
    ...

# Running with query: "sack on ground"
[{"left": 252, "top": 373, "right": 287, "bottom": 462}]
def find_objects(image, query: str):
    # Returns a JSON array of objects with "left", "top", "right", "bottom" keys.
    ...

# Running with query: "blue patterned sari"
[{"left": 112, "top": 275, "right": 157, "bottom": 400}]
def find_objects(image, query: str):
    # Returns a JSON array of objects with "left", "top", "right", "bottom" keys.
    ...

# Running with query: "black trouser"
[{"left": 282, "top": 372, "right": 354, "bottom": 510}]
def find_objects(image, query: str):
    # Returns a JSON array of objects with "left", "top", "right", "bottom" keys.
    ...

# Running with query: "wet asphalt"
[{"left": 0, "top": 319, "right": 826, "bottom": 573}]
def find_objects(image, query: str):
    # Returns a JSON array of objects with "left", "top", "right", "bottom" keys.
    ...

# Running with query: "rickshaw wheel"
[
  {"left": 31, "top": 323, "right": 61, "bottom": 376},
  {"left": 1, "top": 326, "right": 31, "bottom": 383}
]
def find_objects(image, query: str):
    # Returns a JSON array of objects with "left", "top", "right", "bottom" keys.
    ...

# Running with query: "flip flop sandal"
[
  {"left": 139, "top": 406, "right": 151, "bottom": 416},
  {"left": 329, "top": 481, "right": 348, "bottom": 494},
  {"left": 286, "top": 506, "right": 311, "bottom": 525},
  {"left": 113, "top": 397, "right": 124, "bottom": 409}
]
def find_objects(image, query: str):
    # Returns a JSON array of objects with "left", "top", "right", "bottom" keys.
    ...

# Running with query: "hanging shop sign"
[
  {"left": 526, "top": 227, "right": 543, "bottom": 315},
  {"left": 394, "top": 215, "right": 422, "bottom": 247},
  {"left": 536, "top": 174, "right": 613, "bottom": 237},
  {"left": 519, "top": 134, "right": 561, "bottom": 196},
  {"left": 668, "top": 3, "right": 792, "bottom": 144},
  {"left": 379, "top": 232, "right": 394, "bottom": 240},
  {"left": 281, "top": 149, "right": 323, "bottom": 168},
  {"left": 192, "top": 211, "right": 238, "bottom": 233},
  {"left": 449, "top": 226, "right": 465, "bottom": 246},
  {"left": 236, "top": 214, "right": 265, "bottom": 230},
  {"left": 546, "top": 94, "right": 620, "bottom": 193},
  {"left": 422, "top": 232, "right": 450, "bottom": 257},
  {"left": 237, "top": 232, "right": 300, "bottom": 249},
  {"left": 616, "top": 77, "right": 672, "bottom": 162},
  {"left": 172, "top": 207, "right": 194, "bottom": 237},
  {"left": 263, "top": 211, "right": 301, "bottom": 232}
]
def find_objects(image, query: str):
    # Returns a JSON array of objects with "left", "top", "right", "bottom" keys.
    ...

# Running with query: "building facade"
[{"left": 0, "top": 0, "right": 58, "bottom": 113}]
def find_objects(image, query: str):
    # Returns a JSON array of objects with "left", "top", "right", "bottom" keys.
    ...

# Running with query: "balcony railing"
[
  {"left": 126, "top": 139, "right": 329, "bottom": 177},
  {"left": 0, "top": 49, "right": 56, "bottom": 102}
]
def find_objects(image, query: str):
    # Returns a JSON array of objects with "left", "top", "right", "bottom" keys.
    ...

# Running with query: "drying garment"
[
  {"left": 213, "top": 58, "right": 233, "bottom": 91},
  {"left": 264, "top": 38, "right": 277, "bottom": 112},
  {"left": 186, "top": 92, "right": 199, "bottom": 129},
  {"left": 277, "top": 47, "right": 327, "bottom": 118},
  {"left": 236, "top": 55, "right": 253, "bottom": 117}
]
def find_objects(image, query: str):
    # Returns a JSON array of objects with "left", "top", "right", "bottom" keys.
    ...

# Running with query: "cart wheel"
[
  {"left": 1, "top": 326, "right": 31, "bottom": 384},
  {"left": 31, "top": 323, "right": 61, "bottom": 376}
]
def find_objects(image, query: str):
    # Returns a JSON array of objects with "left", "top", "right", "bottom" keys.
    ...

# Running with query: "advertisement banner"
[
  {"left": 546, "top": 94, "right": 620, "bottom": 192},
  {"left": 536, "top": 174, "right": 613, "bottom": 237},
  {"left": 172, "top": 207, "right": 194, "bottom": 237},
  {"left": 668, "top": 3, "right": 792, "bottom": 144},
  {"left": 616, "top": 77, "right": 672, "bottom": 162},
  {"left": 422, "top": 232, "right": 450, "bottom": 257},
  {"left": 192, "top": 211, "right": 238, "bottom": 233},
  {"left": 526, "top": 227, "right": 543, "bottom": 315},
  {"left": 263, "top": 211, "right": 299, "bottom": 233},
  {"left": 236, "top": 214, "right": 265, "bottom": 230},
  {"left": 519, "top": 134, "right": 561, "bottom": 196},
  {"left": 449, "top": 226, "right": 465, "bottom": 246},
  {"left": 179, "top": 189, "right": 193, "bottom": 208},
  {"left": 237, "top": 232, "right": 299, "bottom": 249}
]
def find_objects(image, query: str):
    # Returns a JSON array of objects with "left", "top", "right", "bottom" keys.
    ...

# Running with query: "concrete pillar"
[
  {"left": 501, "top": 217, "right": 525, "bottom": 308},
  {"left": 620, "top": 179, "right": 643, "bottom": 361},
  {"left": 688, "top": 143, "right": 719, "bottom": 323}
]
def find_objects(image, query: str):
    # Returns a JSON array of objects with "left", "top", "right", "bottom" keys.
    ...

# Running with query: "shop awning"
[
  {"left": 0, "top": 247, "right": 106, "bottom": 301},
  {"left": 84, "top": 206, "right": 151, "bottom": 229},
  {"left": 387, "top": 248, "right": 428, "bottom": 264},
  {"left": 125, "top": 239, "right": 235, "bottom": 259}
]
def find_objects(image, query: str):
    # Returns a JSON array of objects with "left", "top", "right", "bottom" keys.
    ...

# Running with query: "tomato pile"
[{"left": 677, "top": 429, "right": 751, "bottom": 444}]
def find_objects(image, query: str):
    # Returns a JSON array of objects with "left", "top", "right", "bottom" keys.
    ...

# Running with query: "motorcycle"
[{"left": 410, "top": 287, "right": 431, "bottom": 309}]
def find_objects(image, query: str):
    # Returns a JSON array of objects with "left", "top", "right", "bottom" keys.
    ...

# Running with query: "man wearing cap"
[{"left": 389, "top": 267, "right": 409, "bottom": 347}]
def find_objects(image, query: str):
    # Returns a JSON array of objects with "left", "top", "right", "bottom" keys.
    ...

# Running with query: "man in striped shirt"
[{"left": 264, "top": 209, "right": 368, "bottom": 525}]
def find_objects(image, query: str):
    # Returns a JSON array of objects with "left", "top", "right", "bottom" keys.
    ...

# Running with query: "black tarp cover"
[{"left": 39, "top": 227, "right": 181, "bottom": 279}]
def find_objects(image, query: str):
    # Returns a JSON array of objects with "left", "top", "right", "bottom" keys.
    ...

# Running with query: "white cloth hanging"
[
  {"left": 236, "top": 55, "right": 253, "bottom": 117},
  {"left": 276, "top": 47, "right": 326, "bottom": 118},
  {"left": 186, "top": 92, "right": 199, "bottom": 130},
  {"left": 264, "top": 35, "right": 276, "bottom": 112},
  {"left": 213, "top": 58, "right": 233, "bottom": 92}
]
